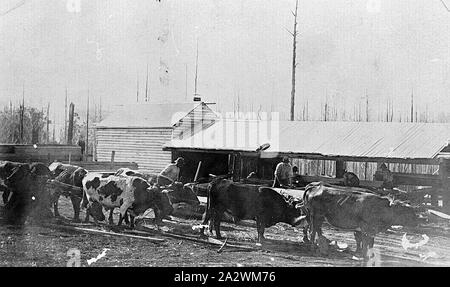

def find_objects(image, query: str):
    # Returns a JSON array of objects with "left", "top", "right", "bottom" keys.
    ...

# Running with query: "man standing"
[
  {"left": 273, "top": 157, "right": 293, "bottom": 188},
  {"left": 379, "top": 163, "right": 394, "bottom": 189},
  {"left": 77, "top": 136, "right": 86, "bottom": 157},
  {"left": 157, "top": 157, "right": 185, "bottom": 186}
]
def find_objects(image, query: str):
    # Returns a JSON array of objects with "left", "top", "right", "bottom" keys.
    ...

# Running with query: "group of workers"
[
  {"left": 158, "top": 155, "right": 394, "bottom": 189},
  {"left": 273, "top": 157, "right": 394, "bottom": 188}
]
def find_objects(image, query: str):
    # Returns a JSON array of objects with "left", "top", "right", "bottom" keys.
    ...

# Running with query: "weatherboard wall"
[{"left": 95, "top": 128, "right": 172, "bottom": 173}]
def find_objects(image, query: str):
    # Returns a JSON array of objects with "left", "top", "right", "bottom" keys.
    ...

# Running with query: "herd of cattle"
[{"left": 0, "top": 161, "right": 427, "bottom": 258}]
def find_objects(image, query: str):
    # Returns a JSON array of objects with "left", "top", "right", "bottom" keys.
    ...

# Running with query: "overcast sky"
[{"left": 1, "top": 0, "right": 450, "bottom": 125}]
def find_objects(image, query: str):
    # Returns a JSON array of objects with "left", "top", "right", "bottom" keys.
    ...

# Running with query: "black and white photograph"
[{"left": 1, "top": 0, "right": 450, "bottom": 270}]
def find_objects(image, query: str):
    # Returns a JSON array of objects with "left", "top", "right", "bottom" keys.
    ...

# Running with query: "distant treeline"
[{"left": 0, "top": 105, "right": 49, "bottom": 144}]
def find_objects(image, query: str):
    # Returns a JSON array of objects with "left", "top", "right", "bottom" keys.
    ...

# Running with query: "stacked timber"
[
  {"left": 0, "top": 144, "right": 82, "bottom": 163},
  {"left": 62, "top": 161, "right": 138, "bottom": 172}
]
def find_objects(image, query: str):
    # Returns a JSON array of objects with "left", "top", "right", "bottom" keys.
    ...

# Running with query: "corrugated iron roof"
[
  {"left": 95, "top": 102, "right": 204, "bottom": 128},
  {"left": 165, "top": 120, "right": 450, "bottom": 160}
]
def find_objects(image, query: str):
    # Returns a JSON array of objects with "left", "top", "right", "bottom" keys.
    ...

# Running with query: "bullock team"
[{"left": 0, "top": 159, "right": 425, "bottom": 259}]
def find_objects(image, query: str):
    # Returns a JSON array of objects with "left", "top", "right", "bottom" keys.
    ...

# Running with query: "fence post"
[
  {"left": 336, "top": 160, "right": 346, "bottom": 178},
  {"left": 110, "top": 150, "right": 115, "bottom": 169}
]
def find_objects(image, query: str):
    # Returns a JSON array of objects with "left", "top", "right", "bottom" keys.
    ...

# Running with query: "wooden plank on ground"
[
  {"left": 139, "top": 224, "right": 257, "bottom": 251},
  {"left": 44, "top": 223, "right": 165, "bottom": 243}
]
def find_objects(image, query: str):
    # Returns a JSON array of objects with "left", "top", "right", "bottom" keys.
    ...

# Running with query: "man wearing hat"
[
  {"left": 379, "top": 163, "right": 394, "bottom": 188},
  {"left": 273, "top": 156, "right": 293, "bottom": 188},
  {"left": 157, "top": 157, "right": 185, "bottom": 186}
]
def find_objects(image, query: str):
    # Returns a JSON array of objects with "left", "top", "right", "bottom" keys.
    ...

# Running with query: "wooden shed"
[
  {"left": 94, "top": 102, "right": 217, "bottom": 173},
  {"left": 164, "top": 119, "right": 450, "bottom": 209}
]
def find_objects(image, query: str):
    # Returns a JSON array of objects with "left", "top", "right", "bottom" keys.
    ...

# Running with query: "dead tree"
[
  {"left": 145, "top": 62, "right": 149, "bottom": 102},
  {"left": 86, "top": 91, "right": 89, "bottom": 161},
  {"left": 67, "top": 103, "right": 74, "bottom": 145},
  {"left": 46, "top": 102, "right": 50, "bottom": 143},
  {"left": 65, "top": 88, "right": 68, "bottom": 142},
  {"left": 289, "top": 0, "right": 299, "bottom": 121}
]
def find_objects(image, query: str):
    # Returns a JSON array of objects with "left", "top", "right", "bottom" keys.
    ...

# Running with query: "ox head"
[
  {"left": 0, "top": 162, "right": 17, "bottom": 180},
  {"left": 389, "top": 200, "right": 421, "bottom": 227},
  {"left": 146, "top": 186, "right": 174, "bottom": 221},
  {"left": 48, "top": 162, "right": 65, "bottom": 178},
  {"left": 5, "top": 164, "right": 31, "bottom": 187},
  {"left": 71, "top": 167, "right": 88, "bottom": 187},
  {"left": 289, "top": 199, "right": 308, "bottom": 227},
  {"left": 279, "top": 192, "right": 308, "bottom": 227},
  {"left": 88, "top": 201, "right": 106, "bottom": 222},
  {"left": 163, "top": 182, "right": 200, "bottom": 206},
  {"left": 29, "top": 163, "right": 52, "bottom": 183}
]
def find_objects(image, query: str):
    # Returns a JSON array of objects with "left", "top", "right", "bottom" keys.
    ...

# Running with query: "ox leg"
[
  {"left": 53, "top": 195, "right": 60, "bottom": 217},
  {"left": 108, "top": 209, "right": 114, "bottom": 225},
  {"left": 84, "top": 207, "right": 91, "bottom": 223},
  {"left": 309, "top": 212, "right": 324, "bottom": 249},
  {"left": 302, "top": 226, "right": 310, "bottom": 243},
  {"left": 1, "top": 184, "right": 9, "bottom": 204},
  {"left": 213, "top": 211, "right": 223, "bottom": 239},
  {"left": 118, "top": 213, "right": 124, "bottom": 226},
  {"left": 2, "top": 190, "right": 9, "bottom": 204},
  {"left": 200, "top": 208, "right": 212, "bottom": 236},
  {"left": 354, "top": 231, "right": 363, "bottom": 254},
  {"left": 360, "top": 234, "right": 376, "bottom": 259},
  {"left": 368, "top": 236, "right": 374, "bottom": 249},
  {"left": 71, "top": 196, "right": 81, "bottom": 222},
  {"left": 361, "top": 235, "right": 369, "bottom": 259},
  {"left": 256, "top": 217, "right": 265, "bottom": 243},
  {"left": 153, "top": 207, "right": 163, "bottom": 225},
  {"left": 130, "top": 215, "right": 135, "bottom": 229},
  {"left": 124, "top": 212, "right": 130, "bottom": 225},
  {"left": 118, "top": 212, "right": 131, "bottom": 227}
]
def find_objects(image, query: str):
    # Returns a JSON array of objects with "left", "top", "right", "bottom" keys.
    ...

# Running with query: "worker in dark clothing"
[
  {"left": 291, "top": 166, "right": 307, "bottom": 187},
  {"left": 273, "top": 157, "right": 293, "bottom": 188},
  {"left": 77, "top": 137, "right": 86, "bottom": 156}
]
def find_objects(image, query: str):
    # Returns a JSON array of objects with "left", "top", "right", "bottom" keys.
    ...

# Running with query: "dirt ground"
[{"left": 1, "top": 193, "right": 450, "bottom": 267}]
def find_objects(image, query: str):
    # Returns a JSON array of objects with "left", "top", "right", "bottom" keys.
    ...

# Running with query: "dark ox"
[
  {"left": 0, "top": 161, "right": 23, "bottom": 204},
  {"left": 343, "top": 171, "right": 360, "bottom": 187},
  {"left": 82, "top": 174, "right": 173, "bottom": 227},
  {"left": 49, "top": 163, "right": 87, "bottom": 221},
  {"left": 164, "top": 182, "right": 200, "bottom": 207},
  {"left": 2, "top": 162, "right": 52, "bottom": 225},
  {"left": 48, "top": 162, "right": 74, "bottom": 178},
  {"left": 303, "top": 182, "right": 420, "bottom": 257},
  {"left": 201, "top": 179, "right": 306, "bottom": 242}
]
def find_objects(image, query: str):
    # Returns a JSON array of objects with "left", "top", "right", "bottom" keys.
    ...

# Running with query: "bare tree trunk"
[
  {"left": 194, "top": 39, "right": 200, "bottom": 101},
  {"left": 52, "top": 110, "right": 56, "bottom": 143},
  {"left": 46, "top": 102, "right": 50, "bottom": 143},
  {"left": 410, "top": 89, "right": 414, "bottom": 123},
  {"left": 185, "top": 64, "right": 188, "bottom": 101},
  {"left": 65, "top": 87, "right": 68, "bottom": 143},
  {"left": 145, "top": 62, "right": 149, "bottom": 102},
  {"left": 20, "top": 85, "right": 25, "bottom": 143},
  {"left": 136, "top": 72, "right": 139, "bottom": 103},
  {"left": 86, "top": 91, "right": 89, "bottom": 161},
  {"left": 290, "top": 0, "right": 299, "bottom": 121},
  {"left": 365, "top": 90, "right": 369, "bottom": 122},
  {"left": 67, "top": 103, "right": 74, "bottom": 145}
]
